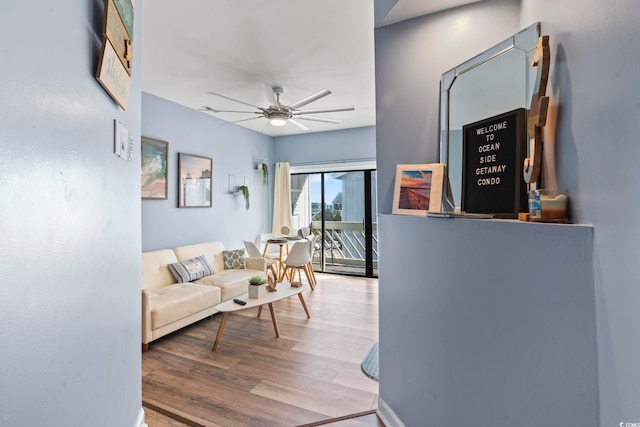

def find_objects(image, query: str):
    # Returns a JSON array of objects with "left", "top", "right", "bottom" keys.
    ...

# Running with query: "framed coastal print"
[
  {"left": 392, "top": 163, "right": 445, "bottom": 215},
  {"left": 178, "top": 153, "right": 212, "bottom": 208},
  {"left": 141, "top": 136, "right": 168, "bottom": 200}
]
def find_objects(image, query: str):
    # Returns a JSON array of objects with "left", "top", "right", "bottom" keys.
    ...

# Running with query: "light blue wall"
[
  {"left": 142, "top": 93, "right": 274, "bottom": 251},
  {"left": 518, "top": 1, "right": 640, "bottom": 424},
  {"left": 379, "top": 216, "right": 597, "bottom": 427},
  {"left": 0, "top": 1, "right": 143, "bottom": 426},
  {"left": 141, "top": 99, "right": 375, "bottom": 250},
  {"left": 374, "top": 0, "right": 398, "bottom": 26},
  {"left": 274, "top": 126, "right": 376, "bottom": 165},
  {"left": 375, "top": 0, "right": 640, "bottom": 425},
  {"left": 375, "top": 0, "right": 521, "bottom": 215}
]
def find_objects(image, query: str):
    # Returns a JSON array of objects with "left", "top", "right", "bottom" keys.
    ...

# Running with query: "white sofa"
[{"left": 141, "top": 241, "right": 266, "bottom": 351}]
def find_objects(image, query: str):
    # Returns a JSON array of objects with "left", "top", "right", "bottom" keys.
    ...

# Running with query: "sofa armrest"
[
  {"left": 142, "top": 289, "right": 152, "bottom": 345},
  {"left": 245, "top": 257, "right": 266, "bottom": 273}
]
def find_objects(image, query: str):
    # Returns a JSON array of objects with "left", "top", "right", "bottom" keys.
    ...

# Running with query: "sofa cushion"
[
  {"left": 167, "top": 255, "right": 215, "bottom": 283},
  {"left": 150, "top": 283, "right": 221, "bottom": 329},
  {"left": 142, "top": 249, "right": 180, "bottom": 290},
  {"left": 173, "top": 242, "right": 226, "bottom": 273},
  {"left": 223, "top": 249, "right": 246, "bottom": 270},
  {"left": 195, "top": 268, "right": 264, "bottom": 301}
]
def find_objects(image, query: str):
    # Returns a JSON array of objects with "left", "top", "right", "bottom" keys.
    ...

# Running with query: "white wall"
[
  {"left": 518, "top": 1, "right": 640, "bottom": 424},
  {"left": 142, "top": 93, "right": 274, "bottom": 251},
  {"left": 0, "top": 1, "right": 143, "bottom": 426}
]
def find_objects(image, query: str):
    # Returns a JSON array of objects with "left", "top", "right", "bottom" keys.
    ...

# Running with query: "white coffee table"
[{"left": 211, "top": 282, "right": 310, "bottom": 351}]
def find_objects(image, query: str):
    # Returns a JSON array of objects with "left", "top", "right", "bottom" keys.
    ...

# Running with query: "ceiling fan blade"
[
  {"left": 206, "top": 91, "right": 264, "bottom": 111},
  {"left": 222, "top": 117, "right": 264, "bottom": 125},
  {"left": 295, "top": 116, "right": 341, "bottom": 125},
  {"left": 288, "top": 88, "right": 332, "bottom": 110},
  {"left": 293, "top": 106, "right": 355, "bottom": 115},
  {"left": 260, "top": 120, "right": 272, "bottom": 131},
  {"left": 260, "top": 82, "right": 279, "bottom": 108},
  {"left": 287, "top": 119, "right": 310, "bottom": 131},
  {"left": 199, "top": 106, "right": 259, "bottom": 114}
]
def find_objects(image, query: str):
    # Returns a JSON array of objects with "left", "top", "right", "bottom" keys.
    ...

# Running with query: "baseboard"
[
  {"left": 376, "top": 398, "right": 406, "bottom": 427},
  {"left": 134, "top": 407, "right": 147, "bottom": 427}
]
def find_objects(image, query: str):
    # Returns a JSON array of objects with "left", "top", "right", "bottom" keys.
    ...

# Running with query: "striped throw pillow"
[{"left": 167, "top": 255, "right": 215, "bottom": 283}]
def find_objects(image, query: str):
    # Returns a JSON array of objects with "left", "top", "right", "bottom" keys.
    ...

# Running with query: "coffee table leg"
[
  {"left": 212, "top": 312, "right": 230, "bottom": 352},
  {"left": 257, "top": 305, "right": 262, "bottom": 317},
  {"left": 298, "top": 293, "right": 311, "bottom": 318},
  {"left": 268, "top": 303, "right": 280, "bottom": 337}
]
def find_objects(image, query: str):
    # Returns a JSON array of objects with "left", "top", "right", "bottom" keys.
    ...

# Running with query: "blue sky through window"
[{"left": 309, "top": 174, "right": 341, "bottom": 204}]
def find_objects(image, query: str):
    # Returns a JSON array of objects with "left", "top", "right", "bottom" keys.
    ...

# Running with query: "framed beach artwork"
[
  {"left": 392, "top": 163, "right": 445, "bottom": 215},
  {"left": 141, "top": 136, "right": 168, "bottom": 200},
  {"left": 178, "top": 153, "right": 213, "bottom": 208}
]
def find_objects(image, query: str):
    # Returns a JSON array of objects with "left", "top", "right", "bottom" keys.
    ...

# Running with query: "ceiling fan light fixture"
[
  {"left": 270, "top": 118, "right": 287, "bottom": 126},
  {"left": 266, "top": 110, "right": 290, "bottom": 126}
]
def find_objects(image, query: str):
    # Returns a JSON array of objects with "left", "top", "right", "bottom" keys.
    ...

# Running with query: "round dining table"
[{"left": 262, "top": 236, "right": 302, "bottom": 277}]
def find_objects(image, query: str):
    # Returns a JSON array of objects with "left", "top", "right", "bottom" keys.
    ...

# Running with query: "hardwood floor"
[{"left": 142, "top": 273, "right": 380, "bottom": 427}]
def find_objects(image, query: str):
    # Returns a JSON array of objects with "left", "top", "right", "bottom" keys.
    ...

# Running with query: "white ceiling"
[{"left": 141, "top": 0, "right": 481, "bottom": 137}]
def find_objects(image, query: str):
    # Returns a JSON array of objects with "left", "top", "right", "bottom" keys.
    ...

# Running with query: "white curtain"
[{"left": 272, "top": 162, "right": 292, "bottom": 234}]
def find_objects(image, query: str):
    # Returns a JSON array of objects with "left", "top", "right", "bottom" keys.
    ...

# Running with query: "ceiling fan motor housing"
[{"left": 264, "top": 107, "right": 292, "bottom": 121}]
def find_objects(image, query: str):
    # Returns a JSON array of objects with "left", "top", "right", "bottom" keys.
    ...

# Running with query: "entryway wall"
[{"left": 374, "top": 0, "right": 640, "bottom": 425}]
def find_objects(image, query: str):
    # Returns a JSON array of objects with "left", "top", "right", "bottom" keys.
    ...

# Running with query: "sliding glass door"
[
  {"left": 369, "top": 171, "right": 378, "bottom": 277},
  {"left": 291, "top": 170, "right": 377, "bottom": 277}
]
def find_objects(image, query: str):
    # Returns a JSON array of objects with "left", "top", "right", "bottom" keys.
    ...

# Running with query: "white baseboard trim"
[
  {"left": 377, "top": 398, "right": 406, "bottom": 427},
  {"left": 134, "top": 407, "right": 147, "bottom": 427}
]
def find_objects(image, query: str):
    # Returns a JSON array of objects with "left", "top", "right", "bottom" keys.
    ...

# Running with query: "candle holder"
[{"left": 528, "top": 189, "right": 568, "bottom": 223}]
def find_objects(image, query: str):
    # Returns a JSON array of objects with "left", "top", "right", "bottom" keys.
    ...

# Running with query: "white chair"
[
  {"left": 297, "top": 226, "right": 311, "bottom": 238},
  {"left": 257, "top": 233, "right": 281, "bottom": 260},
  {"left": 244, "top": 240, "right": 278, "bottom": 280},
  {"left": 279, "top": 240, "right": 314, "bottom": 290}
]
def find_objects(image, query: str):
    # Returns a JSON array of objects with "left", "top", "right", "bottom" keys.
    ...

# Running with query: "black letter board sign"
[{"left": 461, "top": 108, "right": 527, "bottom": 218}]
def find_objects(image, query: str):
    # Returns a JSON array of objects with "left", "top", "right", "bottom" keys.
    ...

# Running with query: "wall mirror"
[{"left": 439, "top": 22, "right": 540, "bottom": 209}]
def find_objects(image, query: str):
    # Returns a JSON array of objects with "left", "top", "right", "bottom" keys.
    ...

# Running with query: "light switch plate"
[
  {"left": 114, "top": 120, "right": 132, "bottom": 161},
  {"left": 114, "top": 120, "right": 122, "bottom": 157}
]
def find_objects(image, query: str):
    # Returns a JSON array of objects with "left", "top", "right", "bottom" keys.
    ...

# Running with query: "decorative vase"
[
  {"left": 248, "top": 284, "right": 267, "bottom": 299},
  {"left": 528, "top": 189, "right": 568, "bottom": 223}
]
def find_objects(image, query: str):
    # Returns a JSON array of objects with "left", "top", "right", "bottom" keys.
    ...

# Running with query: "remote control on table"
[{"left": 233, "top": 299, "right": 246, "bottom": 305}]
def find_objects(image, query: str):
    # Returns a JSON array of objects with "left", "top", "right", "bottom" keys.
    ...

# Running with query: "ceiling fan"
[{"left": 199, "top": 84, "right": 355, "bottom": 131}]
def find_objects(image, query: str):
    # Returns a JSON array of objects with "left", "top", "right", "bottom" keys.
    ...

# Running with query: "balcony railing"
[{"left": 310, "top": 220, "right": 378, "bottom": 268}]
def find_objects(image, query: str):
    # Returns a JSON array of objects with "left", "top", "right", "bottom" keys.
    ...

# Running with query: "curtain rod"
[{"left": 288, "top": 157, "right": 375, "bottom": 167}]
